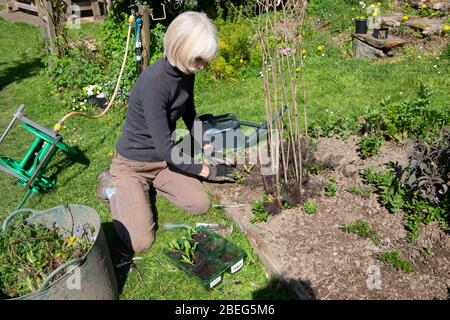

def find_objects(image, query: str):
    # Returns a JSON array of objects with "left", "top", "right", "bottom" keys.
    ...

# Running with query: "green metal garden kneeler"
[{"left": 0, "top": 105, "right": 79, "bottom": 209}]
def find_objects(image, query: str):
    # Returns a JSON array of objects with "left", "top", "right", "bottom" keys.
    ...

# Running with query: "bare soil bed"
[{"left": 207, "top": 135, "right": 450, "bottom": 300}]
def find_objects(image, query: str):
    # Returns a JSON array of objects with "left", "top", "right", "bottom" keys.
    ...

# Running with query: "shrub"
[
  {"left": 303, "top": 199, "right": 317, "bottom": 215},
  {"left": 361, "top": 84, "right": 449, "bottom": 141}
]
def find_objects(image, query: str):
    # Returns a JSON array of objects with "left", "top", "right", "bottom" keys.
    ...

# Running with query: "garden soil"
[{"left": 206, "top": 135, "right": 450, "bottom": 300}]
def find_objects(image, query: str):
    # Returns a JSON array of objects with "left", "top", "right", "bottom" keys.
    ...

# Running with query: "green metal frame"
[{"left": 0, "top": 105, "right": 79, "bottom": 209}]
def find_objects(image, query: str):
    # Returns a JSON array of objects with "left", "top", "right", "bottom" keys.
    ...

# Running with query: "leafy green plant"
[
  {"left": 250, "top": 194, "right": 273, "bottom": 223},
  {"left": 0, "top": 220, "right": 93, "bottom": 299},
  {"left": 340, "top": 219, "right": 380, "bottom": 246},
  {"left": 361, "top": 84, "right": 449, "bottom": 141},
  {"left": 243, "top": 163, "right": 254, "bottom": 173},
  {"left": 378, "top": 251, "right": 414, "bottom": 273},
  {"left": 363, "top": 167, "right": 405, "bottom": 213},
  {"left": 309, "top": 163, "right": 321, "bottom": 175},
  {"left": 303, "top": 199, "right": 317, "bottom": 215},
  {"left": 233, "top": 170, "right": 245, "bottom": 184},
  {"left": 325, "top": 177, "right": 337, "bottom": 197},
  {"left": 357, "top": 136, "right": 383, "bottom": 159},
  {"left": 346, "top": 185, "right": 373, "bottom": 199}
]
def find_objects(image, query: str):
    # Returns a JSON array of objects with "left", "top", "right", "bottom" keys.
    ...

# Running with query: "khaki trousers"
[{"left": 109, "top": 153, "right": 210, "bottom": 253}]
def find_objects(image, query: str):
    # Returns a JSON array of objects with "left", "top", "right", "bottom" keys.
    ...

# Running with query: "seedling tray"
[{"left": 164, "top": 226, "right": 247, "bottom": 289}]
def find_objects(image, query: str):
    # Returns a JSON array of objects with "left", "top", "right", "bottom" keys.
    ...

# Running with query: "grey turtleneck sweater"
[{"left": 116, "top": 56, "right": 203, "bottom": 175}]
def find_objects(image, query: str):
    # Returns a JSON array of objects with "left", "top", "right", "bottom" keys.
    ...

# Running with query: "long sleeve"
[{"left": 142, "top": 84, "right": 203, "bottom": 176}]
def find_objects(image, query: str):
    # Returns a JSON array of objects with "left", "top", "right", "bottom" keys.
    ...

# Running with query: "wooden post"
[
  {"left": 36, "top": 0, "right": 57, "bottom": 55},
  {"left": 91, "top": 0, "right": 101, "bottom": 20},
  {"left": 138, "top": 4, "right": 150, "bottom": 70}
]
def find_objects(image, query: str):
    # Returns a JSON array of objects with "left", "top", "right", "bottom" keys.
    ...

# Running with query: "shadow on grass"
[
  {"left": 0, "top": 58, "right": 44, "bottom": 90},
  {"left": 47, "top": 145, "right": 90, "bottom": 184},
  {"left": 252, "top": 277, "right": 316, "bottom": 300}
]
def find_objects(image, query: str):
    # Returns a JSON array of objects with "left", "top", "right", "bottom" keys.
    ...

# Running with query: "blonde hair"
[{"left": 164, "top": 11, "right": 218, "bottom": 74}]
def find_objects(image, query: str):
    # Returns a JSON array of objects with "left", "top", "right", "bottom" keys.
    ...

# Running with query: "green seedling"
[
  {"left": 325, "top": 177, "right": 337, "bottom": 197},
  {"left": 243, "top": 163, "right": 254, "bottom": 173},
  {"left": 233, "top": 171, "right": 245, "bottom": 184},
  {"left": 303, "top": 199, "right": 317, "bottom": 215},
  {"left": 340, "top": 219, "right": 380, "bottom": 246},
  {"left": 378, "top": 251, "right": 414, "bottom": 273}
]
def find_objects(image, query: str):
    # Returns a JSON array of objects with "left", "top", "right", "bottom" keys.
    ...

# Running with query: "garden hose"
[{"left": 52, "top": 15, "right": 135, "bottom": 133}]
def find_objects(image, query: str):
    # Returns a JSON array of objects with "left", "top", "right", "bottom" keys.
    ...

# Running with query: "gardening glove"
[
  {"left": 203, "top": 144, "right": 234, "bottom": 166},
  {"left": 205, "top": 164, "right": 235, "bottom": 182}
]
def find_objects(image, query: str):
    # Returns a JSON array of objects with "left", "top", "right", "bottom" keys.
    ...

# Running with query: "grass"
[{"left": 340, "top": 219, "right": 381, "bottom": 246}]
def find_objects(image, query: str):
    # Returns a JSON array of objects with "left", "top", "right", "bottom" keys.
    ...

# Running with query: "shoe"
[{"left": 96, "top": 169, "right": 114, "bottom": 204}]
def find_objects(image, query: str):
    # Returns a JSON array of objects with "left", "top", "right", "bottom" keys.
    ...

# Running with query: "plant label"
[
  {"left": 231, "top": 259, "right": 244, "bottom": 273},
  {"left": 209, "top": 275, "right": 221, "bottom": 288}
]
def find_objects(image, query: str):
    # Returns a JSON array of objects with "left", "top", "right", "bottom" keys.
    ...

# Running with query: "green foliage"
[
  {"left": 324, "top": 176, "right": 337, "bottom": 197},
  {"left": 358, "top": 135, "right": 383, "bottom": 159},
  {"left": 378, "top": 251, "right": 414, "bottom": 273},
  {"left": 361, "top": 84, "right": 449, "bottom": 141},
  {"left": 233, "top": 170, "right": 245, "bottom": 184},
  {"left": 340, "top": 219, "right": 380, "bottom": 245},
  {"left": 346, "top": 185, "right": 373, "bottom": 199},
  {"left": 243, "top": 163, "right": 254, "bottom": 173},
  {"left": 208, "top": 11, "right": 260, "bottom": 80},
  {"left": 363, "top": 167, "right": 405, "bottom": 213},
  {"left": 308, "top": 112, "right": 358, "bottom": 139},
  {"left": 250, "top": 194, "right": 272, "bottom": 223},
  {"left": 0, "top": 219, "right": 93, "bottom": 299},
  {"left": 149, "top": 23, "right": 166, "bottom": 64},
  {"left": 309, "top": 163, "right": 321, "bottom": 175},
  {"left": 363, "top": 161, "right": 449, "bottom": 244},
  {"left": 303, "top": 199, "right": 317, "bottom": 215}
]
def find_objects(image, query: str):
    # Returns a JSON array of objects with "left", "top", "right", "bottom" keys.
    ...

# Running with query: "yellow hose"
[{"left": 53, "top": 15, "right": 135, "bottom": 133}]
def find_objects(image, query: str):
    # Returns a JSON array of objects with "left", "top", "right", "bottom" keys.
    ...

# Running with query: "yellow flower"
[
  {"left": 317, "top": 45, "right": 324, "bottom": 52},
  {"left": 421, "top": 4, "right": 427, "bottom": 9},
  {"left": 402, "top": 15, "right": 409, "bottom": 21},
  {"left": 239, "top": 58, "right": 244, "bottom": 64},
  {"left": 291, "top": 77, "right": 296, "bottom": 81},
  {"left": 108, "top": 150, "right": 114, "bottom": 157},
  {"left": 67, "top": 235, "right": 77, "bottom": 246},
  {"left": 302, "top": 49, "right": 307, "bottom": 55},
  {"left": 377, "top": 2, "right": 381, "bottom": 6},
  {"left": 443, "top": 25, "right": 450, "bottom": 31},
  {"left": 296, "top": 67, "right": 301, "bottom": 72},
  {"left": 372, "top": 8, "right": 379, "bottom": 16},
  {"left": 369, "top": 4, "right": 375, "bottom": 8}
]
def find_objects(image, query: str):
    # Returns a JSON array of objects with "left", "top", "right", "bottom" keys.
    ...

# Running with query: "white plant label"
[
  {"left": 210, "top": 276, "right": 221, "bottom": 288},
  {"left": 231, "top": 259, "right": 244, "bottom": 273}
]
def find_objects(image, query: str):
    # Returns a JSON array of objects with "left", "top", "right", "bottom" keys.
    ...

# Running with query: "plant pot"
[
  {"left": 2, "top": 205, "right": 118, "bottom": 300},
  {"left": 379, "top": 27, "right": 389, "bottom": 39},
  {"left": 355, "top": 19, "right": 368, "bottom": 34},
  {"left": 372, "top": 28, "right": 381, "bottom": 38}
]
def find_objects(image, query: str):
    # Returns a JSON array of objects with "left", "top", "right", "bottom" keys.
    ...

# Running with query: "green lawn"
[{"left": 0, "top": 4, "right": 449, "bottom": 300}]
